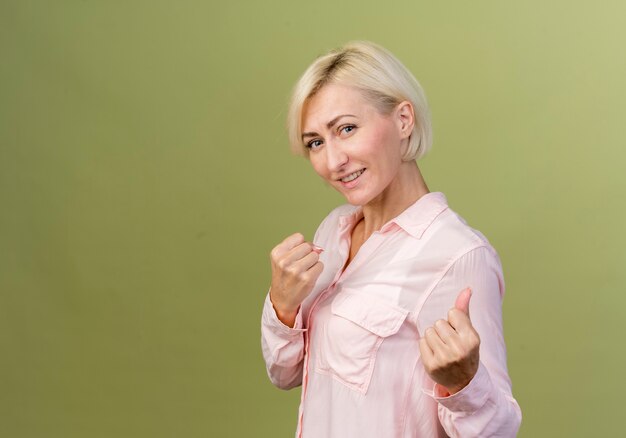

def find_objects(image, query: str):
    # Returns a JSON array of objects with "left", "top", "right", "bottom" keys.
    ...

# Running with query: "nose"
[{"left": 325, "top": 141, "right": 348, "bottom": 173}]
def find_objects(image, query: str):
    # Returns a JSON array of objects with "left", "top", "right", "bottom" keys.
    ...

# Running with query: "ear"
[{"left": 395, "top": 101, "right": 415, "bottom": 140}]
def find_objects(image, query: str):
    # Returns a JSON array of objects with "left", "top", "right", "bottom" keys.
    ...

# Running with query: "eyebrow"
[{"left": 301, "top": 114, "right": 357, "bottom": 139}]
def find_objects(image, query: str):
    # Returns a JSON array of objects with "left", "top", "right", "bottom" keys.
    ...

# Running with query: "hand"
[
  {"left": 269, "top": 233, "right": 324, "bottom": 327},
  {"left": 418, "top": 288, "right": 480, "bottom": 395}
]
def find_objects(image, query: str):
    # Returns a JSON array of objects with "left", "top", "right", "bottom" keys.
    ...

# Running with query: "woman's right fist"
[{"left": 269, "top": 233, "right": 324, "bottom": 327}]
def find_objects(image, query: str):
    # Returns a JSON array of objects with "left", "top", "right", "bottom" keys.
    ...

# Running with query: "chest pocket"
[{"left": 315, "top": 289, "right": 408, "bottom": 394}]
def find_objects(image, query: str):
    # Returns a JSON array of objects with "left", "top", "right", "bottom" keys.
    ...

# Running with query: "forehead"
[{"left": 302, "top": 84, "right": 373, "bottom": 128}]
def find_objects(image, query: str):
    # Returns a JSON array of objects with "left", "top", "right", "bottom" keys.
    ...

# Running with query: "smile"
[{"left": 340, "top": 169, "right": 365, "bottom": 183}]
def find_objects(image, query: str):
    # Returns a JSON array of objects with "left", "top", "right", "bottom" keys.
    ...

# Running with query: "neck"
[{"left": 360, "top": 161, "right": 429, "bottom": 236}]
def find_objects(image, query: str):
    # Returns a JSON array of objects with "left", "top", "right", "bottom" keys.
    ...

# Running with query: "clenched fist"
[
  {"left": 418, "top": 288, "right": 480, "bottom": 395},
  {"left": 269, "top": 233, "right": 324, "bottom": 327}
]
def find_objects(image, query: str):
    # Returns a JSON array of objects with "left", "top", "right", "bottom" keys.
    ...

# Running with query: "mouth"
[{"left": 338, "top": 168, "right": 365, "bottom": 183}]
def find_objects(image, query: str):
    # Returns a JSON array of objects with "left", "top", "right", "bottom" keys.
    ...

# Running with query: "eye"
[
  {"left": 339, "top": 124, "right": 356, "bottom": 136},
  {"left": 306, "top": 139, "right": 323, "bottom": 150}
]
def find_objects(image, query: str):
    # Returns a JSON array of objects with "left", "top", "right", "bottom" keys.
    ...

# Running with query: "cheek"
[
  {"left": 373, "top": 123, "right": 398, "bottom": 149},
  {"left": 380, "top": 123, "right": 404, "bottom": 156},
  {"left": 366, "top": 128, "right": 400, "bottom": 163}
]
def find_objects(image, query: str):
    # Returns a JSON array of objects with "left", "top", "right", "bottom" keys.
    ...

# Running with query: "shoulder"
[
  {"left": 319, "top": 203, "right": 359, "bottom": 226},
  {"left": 313, "top": 203, "right": 358, "bottom": 243},
  {"left": 326, "top": 203, "right": 359, "bottom": 218},
  {"left": 426, "top": 206, "right": 499, "bottom": 261}
]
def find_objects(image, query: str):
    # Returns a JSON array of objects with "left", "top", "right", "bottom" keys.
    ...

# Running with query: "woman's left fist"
[{"left": 418, "top": 288, "right": 480, "bottom": 395}]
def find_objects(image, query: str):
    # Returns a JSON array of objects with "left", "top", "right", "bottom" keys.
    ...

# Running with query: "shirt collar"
[{"left": 337, "top": 192, "right": 449, "bottom": 239}]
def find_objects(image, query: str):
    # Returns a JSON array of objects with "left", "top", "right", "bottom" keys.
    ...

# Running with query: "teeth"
[{"left": 341, "top": 169, "right": 364, "bottom": 182}]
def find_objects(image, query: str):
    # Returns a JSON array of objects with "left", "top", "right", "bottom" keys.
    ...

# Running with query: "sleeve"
[
  {"left": 260, "top": 292, "right": 307, "bottom": 389},
  {"left": 418, "top": 246, "right": 522, "bottom": 437},
  {"left": 260, "top": 209, "right": 336, "bottom": 390}
]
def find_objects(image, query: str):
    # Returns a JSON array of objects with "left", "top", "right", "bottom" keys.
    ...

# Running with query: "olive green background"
[{"left": 1, "top": 1, "right": 624, "bottom": 437}]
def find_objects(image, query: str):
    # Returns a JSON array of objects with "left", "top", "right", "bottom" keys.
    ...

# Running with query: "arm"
[
  {"left": 261, "top": 292, "right": 306, "bottom": 389},
  {"left": 418, "top": 246, "right": 522, "bottom": 437},
  {"left": 260, "top": 232, "right": 325, "bottom": 390}
]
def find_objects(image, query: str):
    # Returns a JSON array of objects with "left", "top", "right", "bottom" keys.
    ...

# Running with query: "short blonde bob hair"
[{"left": 287, "top": 41, "right": 432, "bottom": 161}]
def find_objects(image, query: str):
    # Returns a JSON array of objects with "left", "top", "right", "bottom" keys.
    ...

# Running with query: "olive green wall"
[{"left": 1, "top": 1, "right": 624, "bottom": 436}]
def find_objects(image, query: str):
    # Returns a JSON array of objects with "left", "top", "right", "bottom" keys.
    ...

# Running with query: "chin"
[
  {"left": 332, "top": 179, "right": 382, "bottom": 206},
  {"left": 340, "top": 191, "right": 376, "bottom": 207}
]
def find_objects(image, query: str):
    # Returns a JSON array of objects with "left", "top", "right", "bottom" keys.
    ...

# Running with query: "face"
[{"left": 301, "top": 83, "right": 409, "bottom": 206}]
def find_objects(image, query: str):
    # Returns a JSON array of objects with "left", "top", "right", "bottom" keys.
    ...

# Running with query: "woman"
[{"left": 261, "top": 41, "right": 521, "bottom": 437}]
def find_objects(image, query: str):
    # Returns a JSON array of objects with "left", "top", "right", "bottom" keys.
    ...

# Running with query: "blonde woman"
[{"left": 261, "top": 41, "right": 521, "bottom": 437}]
